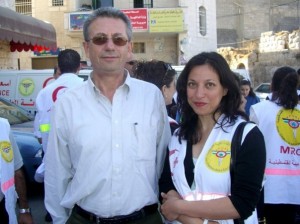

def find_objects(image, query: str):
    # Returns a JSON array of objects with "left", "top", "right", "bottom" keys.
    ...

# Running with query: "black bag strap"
[
  {"left": 231, "top": 121, "right": 249, "bottom": 224},
  {"left": 230, "top": 121, "right": 248, "bottom": 181}
]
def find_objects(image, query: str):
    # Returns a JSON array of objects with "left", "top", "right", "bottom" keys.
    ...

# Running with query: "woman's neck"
[{"left": 197, "top": 113, "right": 220, "bottom": 133}]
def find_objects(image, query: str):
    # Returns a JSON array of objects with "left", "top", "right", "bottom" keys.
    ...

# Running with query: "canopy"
[{"left": 0, "top": 6, "right": 57, "bottom": 51}]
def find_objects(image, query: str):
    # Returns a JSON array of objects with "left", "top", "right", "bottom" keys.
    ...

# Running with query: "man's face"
[{"left": 83, "top": 17, "right": 132, "bottom": 75}]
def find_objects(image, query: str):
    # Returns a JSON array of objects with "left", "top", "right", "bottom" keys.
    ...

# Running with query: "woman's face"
[
  {"left": 187, "top": 64, "right": 228, "bottom": 117},
  {"left": 240, "top": 84, "right": 250, "bottom": 97}
]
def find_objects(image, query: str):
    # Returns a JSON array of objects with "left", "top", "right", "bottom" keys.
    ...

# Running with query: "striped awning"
[{"left": 0, "top": 6, "right": 57, "bottom": 51}]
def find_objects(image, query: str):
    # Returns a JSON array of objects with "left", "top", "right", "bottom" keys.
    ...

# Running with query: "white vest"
[
  {"left": 36, "top": 73, "right": 84, "bottom": 154},
  {"left": 251, "top": 100, "right": 300, "bottom": 204},
  {"left": 169, "top": 117, "right": 258, "bottom": 224},
  {"left": 0, "top": 118, "right": 17, "bottom": 224},
  {"left": 34, "top": 73, "right": 84, "bottom": 182}
]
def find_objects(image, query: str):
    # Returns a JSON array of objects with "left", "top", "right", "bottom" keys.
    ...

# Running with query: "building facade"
[
  {"left": 0, "top": 0, "right": 217, "bottom": 69},
  {"left": 217, "top": 0, "right": 300, "bottom": 48},
  {"left": 216, "top": 0, "right": 300, "bottom": 86}
]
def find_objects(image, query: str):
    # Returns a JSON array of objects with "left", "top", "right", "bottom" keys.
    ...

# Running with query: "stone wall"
[
  {"left": 251, "top": 51, "right": 299, "bottom": 86},
  {"left": 0, "top": 40, "right": 18, "bottom": 69},
  {"left": 259, "top": 30, "right": 300, "bottom": 52},
  {"left": 218, "top": 29, "right": 300, "bottom": 87},
  {"left": 217, "top": 0, "right": 299, "bottom": 48}
]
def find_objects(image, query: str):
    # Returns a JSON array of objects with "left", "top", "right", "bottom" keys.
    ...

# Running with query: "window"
[
  {"left": 52, "top": 0, "right": 63, "bottom": 6},
  {"left": 199, "top": 6, "right": 207, "bottom": 36},
  {"left": 134, "top": 0, "right": 153, "bottom": 8},
  {"left": 133, "top": 42, "right": 145, "bottom": 53},
  {"left": 15, "top": 0, "right": 32, "bottom": 16},
  {"left": 92, "top": 0, "right": 113, "bottom": 9},
  {"left": 101, "top": 0, "right": 113, "bottom": 7}
]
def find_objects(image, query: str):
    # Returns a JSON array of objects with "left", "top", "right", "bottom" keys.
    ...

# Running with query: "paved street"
[{"left": 26, "top": 183, "right": 50, "bottom": 224}]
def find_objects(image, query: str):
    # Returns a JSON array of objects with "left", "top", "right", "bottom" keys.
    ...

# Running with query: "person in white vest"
[
  {"left": 34, "top": 49, "right": 84, "bottom": 183},
  {"left": 33, "top": 65, "right": 61, "bottom": 145},
  {"left": 0, "top": 118, "right": 34, "bottom": 224},
  {"left": 159, "top": 52, "right": 266, "bottom": 224},
  {"left": 250, "top": 66, "right": 300, "bottom": 224}
]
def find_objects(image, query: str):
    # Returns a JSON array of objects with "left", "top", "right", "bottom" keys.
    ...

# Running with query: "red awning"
[{"left": 0, "top": 6, "right": 57, "bottom": 51}]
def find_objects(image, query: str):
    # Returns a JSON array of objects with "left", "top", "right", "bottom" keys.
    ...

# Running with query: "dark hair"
[
  {"left": 57, "top": 49, "right": 81, "bottom": 74},
  {"left": 83, "top": 7, "right": 132, "bottom": 42},
  {"left": 53, "top": 65, "right": 58, "bottom": 74},
  {"left": 233, "top": 72, "right": 243, "bottom": 86},
  {"left": 297, "top": 68, "right": 300, "bottom": 90},
  {"left": 133, "top": 60, "right": 176, "bottom": 90},
  {"left": 271, "top": 66, "right": 298, "bottom": 109},
  {"left": 240, "top": 79, "right": 257, "bottom": 97},
  {"left": 176, "top": 52, "right": 246, "bottom": 144}
]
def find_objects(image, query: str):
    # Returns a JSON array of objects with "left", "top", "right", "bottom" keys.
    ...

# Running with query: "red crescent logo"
[
  {"left": 52, "top": 86, "right": 67, "bottom": 102},
  {"left": 43, "top": 77, "right": 55, "bottom": 88}
]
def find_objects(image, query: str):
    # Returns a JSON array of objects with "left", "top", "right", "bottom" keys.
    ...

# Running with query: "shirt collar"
[{"left": 88, "top": 70, "right": 131, "bottom": 97}]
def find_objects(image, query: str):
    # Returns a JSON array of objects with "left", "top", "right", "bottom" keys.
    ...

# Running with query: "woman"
[
  {"left": 250, "top": 66, "right": 300, "bottom": 224},
  {"left": 159, "top": 52, "right": 266, "bottom": 224},
  {"left": 240, "top": 79, "right": 260, "bottom": 115},
  {"left": 133, "top": 60, "right": 178, "bottom": 133}
]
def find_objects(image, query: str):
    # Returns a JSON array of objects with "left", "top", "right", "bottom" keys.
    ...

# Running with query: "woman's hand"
[
  {"left": 161, "top": 190, "right": 181, "bottom": 203},
  {"left": 161, "top": 190, "right": 182, "bottom": 221},
  {"left": 161, "top": 191, "right": 220, "bottom": 224}
]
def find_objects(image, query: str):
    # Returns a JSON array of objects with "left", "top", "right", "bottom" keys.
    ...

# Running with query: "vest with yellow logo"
[
  {"left": 168, "top": 117, "right": 257, "bottom": 224},
  {"left": 0, "top": 118, "right": 17, "bottom": 224},
  {"left": 251, "top": 100, "right": 300, "bottom": 204}
]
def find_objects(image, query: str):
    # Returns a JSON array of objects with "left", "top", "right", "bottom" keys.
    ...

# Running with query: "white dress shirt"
[{"left": 44, "top": 72, "right": 171, "bottom": 224}]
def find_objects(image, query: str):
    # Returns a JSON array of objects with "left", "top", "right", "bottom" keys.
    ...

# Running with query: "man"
[
  {"left": 33, "top": 65, "right": 61, "bottom": 145},
  {"left": 44, "top": 7, "right": 171, "bottom": 224},
  {"left": 0, "top": 118, "right": 34, "bottom": 224},
  {"left": 34, "top": 49, "right": 83, "bottom": 183},
  {"left": 35, "top": 50, "right": 83, "bottom": 222}
]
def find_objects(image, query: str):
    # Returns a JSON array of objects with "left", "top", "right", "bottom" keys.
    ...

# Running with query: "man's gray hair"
[{"left": 83, "top": 7, "right": 132, "bottom": 42}]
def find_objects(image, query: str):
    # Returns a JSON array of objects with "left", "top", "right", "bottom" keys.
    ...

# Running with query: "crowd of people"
[{"left": 1, "top": 6, "right": 299, "bottom": 224}]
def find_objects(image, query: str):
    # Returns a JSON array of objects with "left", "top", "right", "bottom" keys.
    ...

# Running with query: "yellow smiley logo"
[
  {"left": 0, "top": 141, "right": 14, "bottom": 163},
  {"left": 206, "top": 140, "right": 231, "bottom": 173},
  {"left": 276, "top": 108, "right": 300, "bottom": 145},
  {"left": 19, "top": 78, "right": 35, "bottom": 96}
]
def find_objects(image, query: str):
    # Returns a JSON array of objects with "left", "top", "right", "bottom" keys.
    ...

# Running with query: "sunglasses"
[
  {"left": 164, "top": 63, "right": 173, "bottom": 72},
  {"left": 88, "top": 35, "right": 128, "bottom": 46},
  {"left": 162, "top": 62, "right": 175, "bottom": 83}
]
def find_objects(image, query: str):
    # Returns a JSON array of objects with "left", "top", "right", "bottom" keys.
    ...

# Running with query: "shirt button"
[{"left": 115, "top": 144, "right": 119, "bottom": 148}]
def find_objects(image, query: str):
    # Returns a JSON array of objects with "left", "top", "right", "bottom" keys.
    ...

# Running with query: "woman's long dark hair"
[
  {"left": 176, "top": 52, "right": 247, "bottom": 144},
  {"left": 133, "top": 60, "right": 176, "bottom": 90},
  {"left": 271, "top": 66, "right": 298, "bottom": 109}
]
